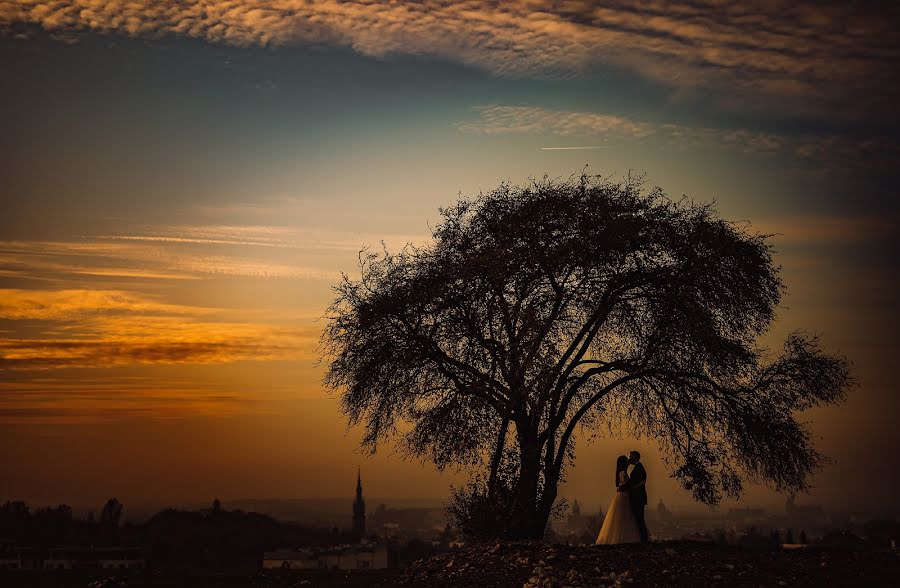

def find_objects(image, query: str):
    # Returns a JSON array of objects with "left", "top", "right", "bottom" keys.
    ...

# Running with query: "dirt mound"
[{"left": 386, "top": 540, "right": 900, "bottom": 587}]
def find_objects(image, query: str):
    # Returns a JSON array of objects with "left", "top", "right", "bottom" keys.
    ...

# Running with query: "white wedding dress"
[{"left": 595, "top": 470, "right": 641, "bottom": 545}]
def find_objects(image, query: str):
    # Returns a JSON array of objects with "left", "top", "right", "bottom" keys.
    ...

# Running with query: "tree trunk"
[
  {"left": 487, "top": 418, "right": 509, "bottom": 499},
  {"left": 507, "top": 426, "right": 547, "bottom": 539},
  {"left": 537, "top": 469, "right": 560, "bottom": 535}
]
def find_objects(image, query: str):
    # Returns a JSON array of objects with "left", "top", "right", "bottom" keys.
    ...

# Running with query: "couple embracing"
[{"left": 595, "top": 450, "right": 649, "bottom": 545}]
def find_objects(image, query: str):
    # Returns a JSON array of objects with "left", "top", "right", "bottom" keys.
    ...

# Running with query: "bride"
[{"left": 595, "top": 455, "right": 641, "bottom": 544}]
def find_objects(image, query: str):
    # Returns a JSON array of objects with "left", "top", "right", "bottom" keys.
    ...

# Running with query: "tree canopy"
[{"left": 322, "top": 174, "right": 853, "bottom": 538}]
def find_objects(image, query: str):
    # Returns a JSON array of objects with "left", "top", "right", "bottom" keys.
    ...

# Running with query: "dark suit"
[{"left": 628, "top": 462, "right": 649, "bottom": 543}]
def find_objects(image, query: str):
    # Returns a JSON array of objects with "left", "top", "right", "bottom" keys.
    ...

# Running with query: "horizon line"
[{"left": 540, "top": 146, "right": 614, "bottom": 151}]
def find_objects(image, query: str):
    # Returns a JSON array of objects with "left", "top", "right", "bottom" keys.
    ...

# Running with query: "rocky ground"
[
  {"left": 386, "top": 540, "right": 900, "bottom": 587},
  {"left": 0, "top": 569, "right": 396, "bottom": 588},
  {"left": 2, "top": 543, "right": 897, "bottom": 587}
]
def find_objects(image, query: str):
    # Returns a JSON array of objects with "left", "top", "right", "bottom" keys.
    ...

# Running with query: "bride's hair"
[{"left": 615, "top": 455, "right": 629, "bottom": 485}]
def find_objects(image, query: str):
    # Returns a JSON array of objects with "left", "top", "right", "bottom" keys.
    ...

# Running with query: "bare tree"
[{"left": 322, "top": 174, "right": 853, "bottom": 539}]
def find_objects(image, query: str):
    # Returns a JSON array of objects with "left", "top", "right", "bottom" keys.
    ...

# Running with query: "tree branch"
[{"left": 553, "top": 371, "right": 649, "bottom": 472}]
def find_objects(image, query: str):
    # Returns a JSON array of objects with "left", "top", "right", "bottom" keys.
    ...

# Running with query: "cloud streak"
[
  {"left": 0, "top": 221, "right": 432, "bottom": 285},
  {"left": 1, "top": 1, "right": 897, "bottom": 115},
  {"left": 0, "top": 377, "right": 259, "bottom": 423},
  {"left": 95, "top": 224, "right": 426, "bottom": 253},
  {"left": 458, "top": 105, "right": 900, "bottom": 169},
  {"left": 754, "top": 215, "right": 900, "bottom": 246},
  {"left": 0, "top": 336, "right": 303, "bottom": 370},
  {"left": 0, "top": 237, "right": 342, "bottom": 282},
  {"left": 540, "top": 146, "right": 614, "bottom": 151}
]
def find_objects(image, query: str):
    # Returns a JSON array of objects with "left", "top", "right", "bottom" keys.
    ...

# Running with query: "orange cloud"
[
  {"left": 0, "top": 335, "right": 303, "bottom": 369},
  {"left": 0, "top": 288, "right": 216, "bottom": 320},
  {"left": 0, "top": 288, "right": 317, "bottom": 370}
]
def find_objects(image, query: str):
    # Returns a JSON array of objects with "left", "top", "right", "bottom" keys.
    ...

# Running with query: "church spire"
[{"left": 352, "top": 467, "right": 366, "bottom": 539}]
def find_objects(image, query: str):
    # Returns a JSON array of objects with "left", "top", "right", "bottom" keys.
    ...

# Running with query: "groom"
[{"left": 627, "top": 450, "right": 649, "bottom": 543}]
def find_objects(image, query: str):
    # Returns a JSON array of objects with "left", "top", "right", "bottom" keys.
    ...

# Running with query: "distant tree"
[
  {"left": 212, "top": 498, "right": 222, "bottom": 513},
  {"left": 820, "top": 529, "right": 864, "bottom": 548},
  {"left": 20, "top": 505, "right": 73, "bottom": 545},
  {"left": 785, "top": 528, "right": 795, "bottom": 544},
  {"left": 862, "top": 519, "right": 900, "bottom": 548},
  {"left": 54, "top": 504, "right": 73, "bottom": 521},
  {"left": 737, "top": 526, "right": 779, "bottom": 551},
  {"left": 769, "top": 528, "right": 781, "bottom": 546},
  {"left": 100, "top": 498, "right": 123, "bottom": 527},
  {"left": 99, "top": 498, "right": 123, "bottom": 544},
  {"left": 323, "top": 174, "right": 854, "bottom": 539},
  {"left": 582, "top": 513, "right": 603, "bottom": 542},
  {"left": 0, "top": 500, "right": 30, "bottom": 518},
  {"left": 372, "top": 502, "right": 385, "bottom": 520},
  {"left": 799, "top": 529, "right": 808, "bottom": 544},
  {"left": 144, "top": 508, "right": 277, "bottom": 570},
  {"left": 712, "top": 528, "right": 729, "bottom": 545},
  {"left": 0, "top": 500, "right": 30, "bottom": 538}
]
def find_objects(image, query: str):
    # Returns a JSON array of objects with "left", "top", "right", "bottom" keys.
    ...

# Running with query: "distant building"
[
  {"left": 263, "top": 543, "right": 389, "bottom": 570},
  {"left": 682, "top": 532, "right": 715, "bottom": 543},
  {"left": 785, "top": 496, "right": 823, "bottom": 517},
  {"left": 563, "top": 499, "right": 603, "bottom": 543},
  {"left": 784, "top": 495, "right": 828, "bottom": 533},
  {"left": 353, "top": 469, "right": 366, "bottom": 539},
  {"left": 0, "top": 546, "right": 144, "bottom": 570},
  {"left": 656, "top": 499, "right": 672, "bottom": 522},
  {"left": 1, "top": 546, "right": 40, "bottom": 570},
  {"left": 370, "top": 503, "right": 446, "bottom": 540},
  {"left": 726, "top": 507, "right": 767, "bottom": 525},
  {"left": 0, "top": 540, "right": 17, "bottom": 570}
]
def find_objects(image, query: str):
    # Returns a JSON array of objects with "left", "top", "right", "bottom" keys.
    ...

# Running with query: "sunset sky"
[{"left": 1, "top": 1, "right": 899, "bottom": 516}]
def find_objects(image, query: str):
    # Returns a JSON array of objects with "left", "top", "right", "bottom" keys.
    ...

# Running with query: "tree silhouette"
[
  {"left": 100, "top": 498, "right": 123, "bottom": 528},
  {"left": 322, "top": 174, "right": 853, "bottom": 539},
  {"left": 100, "top": 498, "right": 123, "bottom": 543},
  {"left": 769, "top": 529, "right": 780, "bottom": 546}
]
